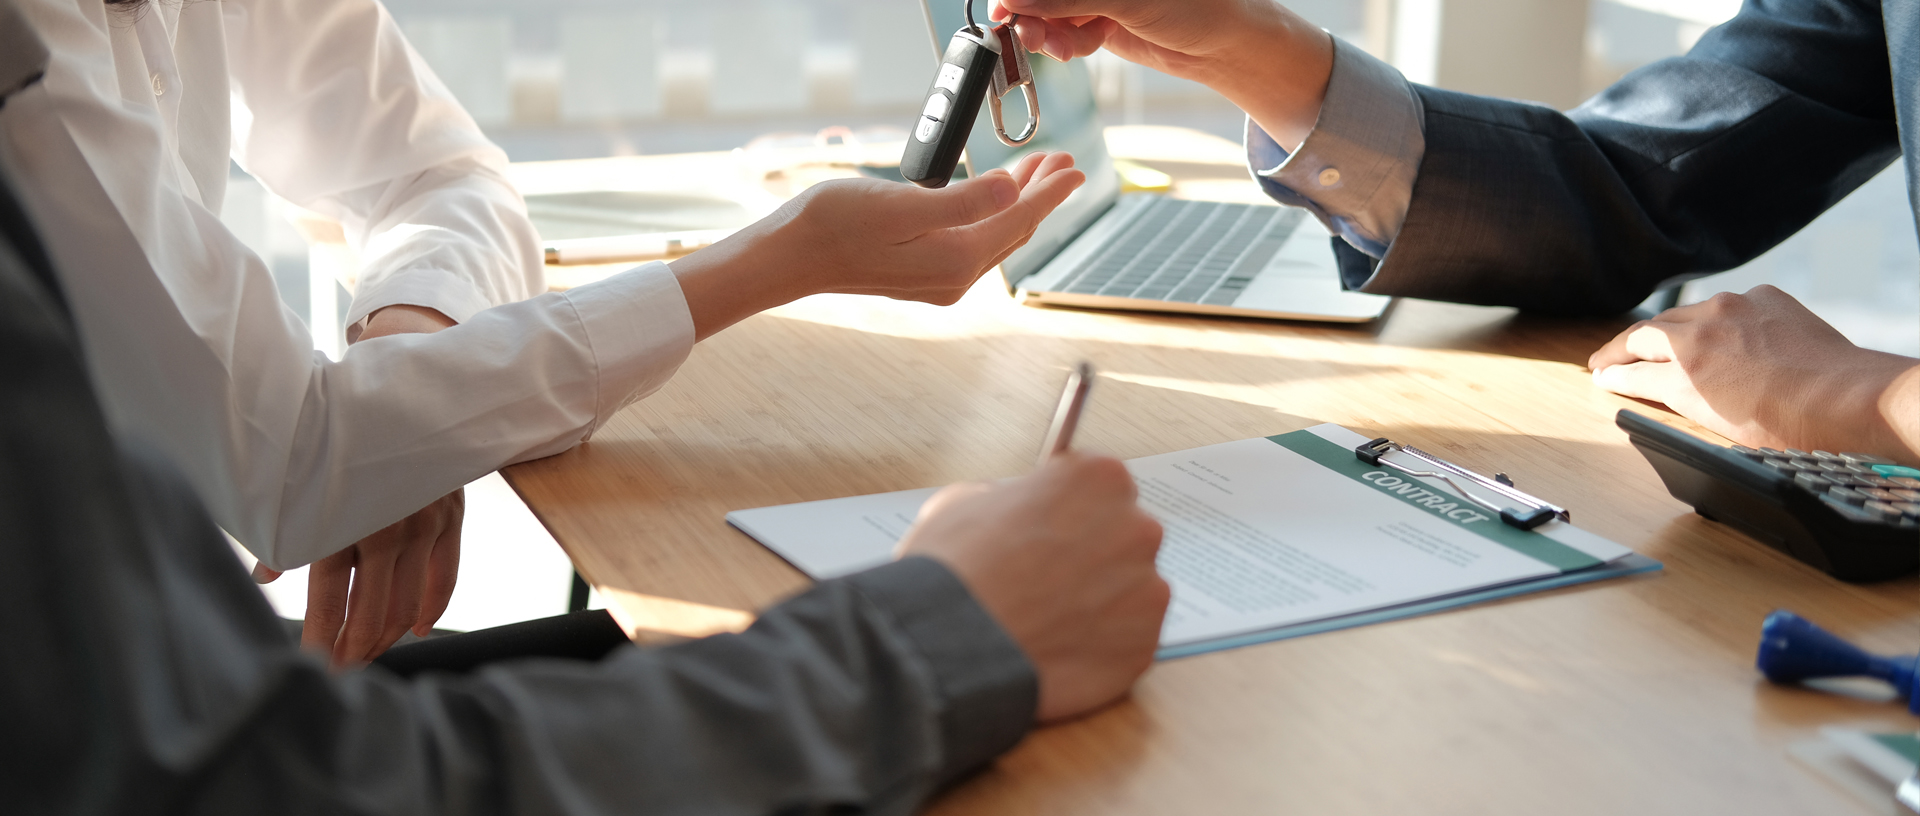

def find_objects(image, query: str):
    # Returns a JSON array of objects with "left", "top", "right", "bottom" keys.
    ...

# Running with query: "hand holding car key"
[{"left": 902, "top": 0, "right": 1040, "bottom": 188}]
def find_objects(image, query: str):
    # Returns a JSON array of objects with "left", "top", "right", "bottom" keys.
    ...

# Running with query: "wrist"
[
  {"left": 1866, "top": 358, "right": 1920, "bottom": 464},
  {"left": 1195, "top": 5, "right": 1332, "bottom": 151},
  {"left": 1799, "top": 351, "right": 1920, "bottom": 464},
  {"left": 668, "top": 207, "right": 816, "bottom": 341},
  {"left": 351, "top": 304, "right": 455, "bottom": 343}
]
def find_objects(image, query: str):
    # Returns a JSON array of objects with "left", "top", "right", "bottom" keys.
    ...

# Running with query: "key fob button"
[
  {"left": 936, "top": 63, "right": 966, "bottom": 94},
  {"left": 922, "top": 93, "right": 951, "bottom": 120},
  {"left": 915, "top": 117, "right": 941, "bottom": 143}
]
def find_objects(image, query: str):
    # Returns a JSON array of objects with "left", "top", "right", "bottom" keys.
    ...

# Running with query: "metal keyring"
[
  {"left": 989, "top": 82, "right": 1039, "bottom": 146},
  {"left": 962, "top": 0, "right": 980, "bottom": 34}
]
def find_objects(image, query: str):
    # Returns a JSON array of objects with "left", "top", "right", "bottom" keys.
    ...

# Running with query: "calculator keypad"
[{"left": 1732, "top": 447, "right": 1920, "bottom": 528}]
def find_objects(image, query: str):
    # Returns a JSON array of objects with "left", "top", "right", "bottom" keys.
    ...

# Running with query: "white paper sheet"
[{"left": 727, "top": 424, "right": 1633, "bottom": 647}]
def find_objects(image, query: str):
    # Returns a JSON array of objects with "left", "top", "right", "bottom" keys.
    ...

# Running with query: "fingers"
[
  {"left": 375, "top": 526, "right": 433, "bottom": 655},
  {"left": 950, "top": 152, "right": 1084, "bottom": 255},
  {"left": 1591, "top": 359, "right": 1692, "bottom": 406},
  {"left": 415, "top": 504, "right": 462, "bottom": 637},
  {"left": 1050, "top": 451, "right": 1140, "bottom": 504},
  {"left": 1002, "top": 13, "right": 1112, "bottom": 61},
  {"left": 251, "top": 562, "right": 282, "bottom": 583},
  {"left": 1622, "top": 323, "right": 1676, "bottom": 364},
  {"left": 1043, "top": 16, "right": 1118, "bottom": 61},
  {"left": 998, "top": 0, "right": 1116, "bottom": 20},
  {"left": 918, "top": 480, "right": 995, "bottom": 520},
  {"left": 301, "top": 547, "right": 354, "bottom": 656},
  {"left": 333, "top": 543, "right": 397, "bottom": 666},
  {"left": 1589, "top": 320, "right": 1675, "bottom": 371},
  {"left": 889, "top": 170, "right": 1020, "bottom": 232},
  {"left": 1007, "top": 150, "right": 1049, "bottom": 189}
]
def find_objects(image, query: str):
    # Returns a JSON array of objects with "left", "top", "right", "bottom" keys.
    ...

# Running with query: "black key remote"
[
  {"left": 902, "top": 22, "right": 1000, "bottom": 189},
  {"left": 1617, "top": 409, "right": 1920, "bottom": 581}
]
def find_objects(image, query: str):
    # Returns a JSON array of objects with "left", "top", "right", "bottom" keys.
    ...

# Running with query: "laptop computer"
[{"left": 916, "top": 2, "right": 1390, "bottom": 322}]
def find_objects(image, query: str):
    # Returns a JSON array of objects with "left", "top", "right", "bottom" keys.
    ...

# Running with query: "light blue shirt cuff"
[{"left": 1245, "top": 37, "right": 1426, "bottom": 260}]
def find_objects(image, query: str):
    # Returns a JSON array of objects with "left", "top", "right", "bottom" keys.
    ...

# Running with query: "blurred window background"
[
  {"left": 223, "top": 0, "right": 1915, "bottom": 627},
  {"left": 227, "top": 0, "right": 1913, "bottom": 356}
]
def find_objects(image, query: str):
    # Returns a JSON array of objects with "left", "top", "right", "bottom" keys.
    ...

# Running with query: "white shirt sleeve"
[
  {"left": 222, "top": 0, "right": 543, "bottom": 326},
  {"left": 4, "top": 0, "right": 694, "bottom": 570}
]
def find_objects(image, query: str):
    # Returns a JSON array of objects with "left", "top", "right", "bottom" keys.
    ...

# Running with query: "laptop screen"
[{"left": 917, "top": 1, "right": 1120, "bottom": 284}]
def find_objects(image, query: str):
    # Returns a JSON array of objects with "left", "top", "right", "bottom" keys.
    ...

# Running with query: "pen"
[{"left": 1037, "top": 361, "right": 1095, "bottom": 467}]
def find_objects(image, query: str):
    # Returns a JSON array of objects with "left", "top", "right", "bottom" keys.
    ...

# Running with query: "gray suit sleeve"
[
  {"left": 16, "top": 435, "right": 1039, "bottom": 816},
  {"left": 1339, "top": 0, "right": 1901, "bottom": 314},
  {"left": 303, "top": 557, "right": 1037, "bottom": 815}
]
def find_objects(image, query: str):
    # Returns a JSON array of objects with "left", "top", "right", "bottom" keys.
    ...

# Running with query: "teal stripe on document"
[{"left": 1267, "top": 431, "right": 1600, "bottom": 572}]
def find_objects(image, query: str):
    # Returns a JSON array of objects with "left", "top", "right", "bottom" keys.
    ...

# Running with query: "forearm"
[
  {"left": 1188, "top": 5, "right": 1332, "bottom": 153},
  {"left": 257, "top": 266, "right": 691, "bottom": 568},
  {"left": 1816, "top": 355, "right": 1920, "bottom": 465},
  {"left": 218, "top": 561, "right": 1031, "bottom": 814},
  {"left": 1875, "top": 365, "right": 1920, "bottom": 464},
  {"left": 666, "top": 203, "right": 813, "bottom": 342}
]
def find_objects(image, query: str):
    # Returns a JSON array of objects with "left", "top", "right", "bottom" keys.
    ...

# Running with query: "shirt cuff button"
[{"left": 1317, "top": 167, "right": 1341, "bottom": 187}]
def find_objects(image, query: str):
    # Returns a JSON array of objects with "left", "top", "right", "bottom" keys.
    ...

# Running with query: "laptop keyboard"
[{"left": 1051, "top": 199, "right": 1297, "bottom": 306}]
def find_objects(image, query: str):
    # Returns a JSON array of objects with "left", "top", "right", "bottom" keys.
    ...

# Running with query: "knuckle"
[
  {"left": 1149, "top": 575, "right": 1172, "bottom": 609},
  {"left": 1132, "top": 515, "right": 1165, "bottom": 552},
  {"left": 1073, "top": 454, "right": 1128, "bottom": 483},
  {"left": 1705, "top": 291, "right": 1742, "bottom": 311}
]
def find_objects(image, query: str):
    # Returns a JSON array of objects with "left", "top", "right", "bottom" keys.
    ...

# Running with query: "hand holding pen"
[{"left": 896, "top": 359, "right": 1169, "bottom": 721}]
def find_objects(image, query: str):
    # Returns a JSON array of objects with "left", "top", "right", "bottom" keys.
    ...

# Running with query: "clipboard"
[
  {"left": 729, "top": 423, "right": 1662, "bottom": 660},
  {"left": 1157, "top": 433, "right": 1661, "bottom": 659}
]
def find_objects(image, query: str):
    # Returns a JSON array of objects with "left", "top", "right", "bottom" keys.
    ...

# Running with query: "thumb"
[
  {"left": 1592, "top": 360, "right": 1683, "bottom": 403},
  {"left": 894, "top": 171, "right": 1020, "bottom": 232},
  {"left": 252, "top": 562, "right": 282, "bottom": 584}
]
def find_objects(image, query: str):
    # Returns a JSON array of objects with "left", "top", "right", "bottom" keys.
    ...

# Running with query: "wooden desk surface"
[{"left": 501, "top": 131, "right": 1920, "bottom": 815}]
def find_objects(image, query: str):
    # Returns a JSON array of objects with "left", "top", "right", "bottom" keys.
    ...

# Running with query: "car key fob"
[{"left": 901, "top": 22, "right": 1000, "bottom": 189}]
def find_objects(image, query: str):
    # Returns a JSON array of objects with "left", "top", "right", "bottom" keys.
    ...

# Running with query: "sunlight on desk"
[{"left": 598, "top": 586, "right": 755, "bottom": 641}]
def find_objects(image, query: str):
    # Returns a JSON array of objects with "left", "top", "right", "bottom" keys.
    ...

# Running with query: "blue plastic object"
[{"left": 1757, "top": 610, "right": 1920, "bottom": 713}]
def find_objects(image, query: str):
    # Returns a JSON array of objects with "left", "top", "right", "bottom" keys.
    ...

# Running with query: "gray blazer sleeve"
[
  {"left": 12, "top": 434, "right": 1038, "bottom": 816},
  {"left": 12, "top": 440, "right": 1038, "bottom": 815},
  {"left": 1341, "top": 0, "right": 1902, "bottom": 314}
]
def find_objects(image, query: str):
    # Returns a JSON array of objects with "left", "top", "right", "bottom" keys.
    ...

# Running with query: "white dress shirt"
[{"left": 0, "top": 0, "right": 695, "bottom": 569}]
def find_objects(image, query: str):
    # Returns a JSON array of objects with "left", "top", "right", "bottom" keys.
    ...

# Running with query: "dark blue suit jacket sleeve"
[{"left": 1341, "top": 0, "right": 1903, "bottom": 315}]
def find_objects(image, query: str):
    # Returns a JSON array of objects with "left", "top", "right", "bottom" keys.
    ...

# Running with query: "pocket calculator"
[{"left": 1617, "top": 409, "right": 1919, "bottom": 581}]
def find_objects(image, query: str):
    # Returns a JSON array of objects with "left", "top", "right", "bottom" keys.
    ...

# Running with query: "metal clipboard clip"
[{"left": 1355, "top": 437, "right": 1570, "bottom": 531}]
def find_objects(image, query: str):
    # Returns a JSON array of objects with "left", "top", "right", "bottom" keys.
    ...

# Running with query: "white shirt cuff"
[
  {"left": 1246, "top": 37, "right": 1426, "bottom": 259},
  {"left": 345, "top": 265, "right": 496, "bottom": 327},
  {"left": 561, "top": 261, "right": 697, "bottom": 434}
]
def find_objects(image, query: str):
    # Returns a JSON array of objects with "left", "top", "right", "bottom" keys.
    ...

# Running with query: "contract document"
[{"left": 729, "top": 424, "right": 1645, "bottom": 651}]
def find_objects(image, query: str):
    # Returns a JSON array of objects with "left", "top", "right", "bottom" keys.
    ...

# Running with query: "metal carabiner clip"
[{"left": 986, "top": 12, "right": 1039, "bottom": 146}]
